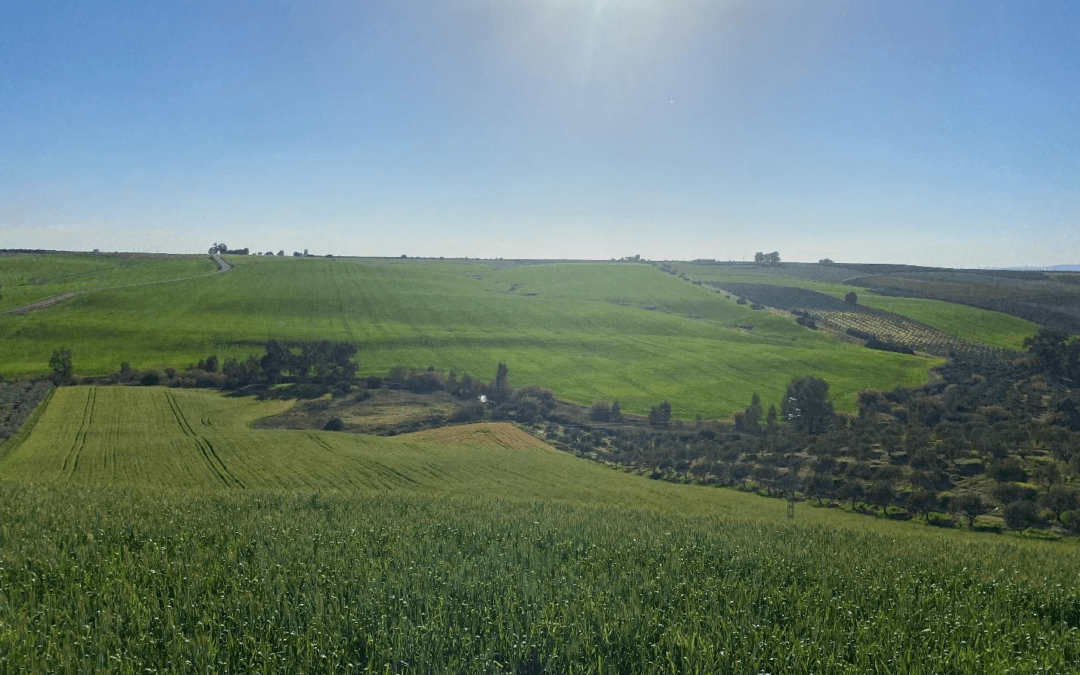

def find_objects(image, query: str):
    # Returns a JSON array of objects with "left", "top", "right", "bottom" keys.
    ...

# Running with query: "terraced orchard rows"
[
  {"left": 813, "top": 309, "right": 996, "bottom": 358},
  {"left": 709, "top": 281, "right": 1009, "bottom": 357}
]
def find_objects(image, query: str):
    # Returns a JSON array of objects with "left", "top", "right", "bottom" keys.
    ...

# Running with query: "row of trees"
[
  {"left": 210, "top": 243, "right": 325, "bottom": 258},
  {"left": 546, "top": 341, "right": 1080, "bottom": 533},
  {"left": 753, "top": 251, "right": 781, "bottom": 265}
]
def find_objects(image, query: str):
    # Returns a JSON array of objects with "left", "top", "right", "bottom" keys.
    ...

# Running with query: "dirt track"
[{"left": 4, "top": 253, "right": 230, "bottom": 316}]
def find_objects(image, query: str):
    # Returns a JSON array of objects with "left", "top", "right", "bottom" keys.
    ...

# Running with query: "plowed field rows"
[
  {"left": 0, "top": 388, "right": 619, "bottom": 499},
  {"left": 812, "top": 310, "right": 994, "bottom": 358}
]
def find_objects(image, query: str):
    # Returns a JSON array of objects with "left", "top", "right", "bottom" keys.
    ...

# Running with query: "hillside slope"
[{"left": 0, "top": 256, "right": 939, "bottom": 418}]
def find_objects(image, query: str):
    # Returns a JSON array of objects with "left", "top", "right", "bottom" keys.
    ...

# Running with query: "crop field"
[
  {"left": 2, "top": 387, "right": 1079, "bottom": 673},
  {"left": 1, "top": 387, "right": 591, "bottom": 495},
  {"left": 850, "top": 295, "right": 1039, "bottom": 351},
  {"left": 400, "top": 422, "right": 557, "bottom": 451},
  {"left": 814, "top": 310, "right": 992, "bottom": 357},
  {"left": 0, "top": 252, "right": 217, "bottom": 312},
  {"left": 0, "top": 255, "right": 939, "bottom": 419},
  {"left": 674, "top": 266, "right": 1040, "bottom": 351}
]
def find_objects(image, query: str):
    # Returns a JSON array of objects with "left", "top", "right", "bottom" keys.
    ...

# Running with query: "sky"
[{"left": 1, "top": 0, "right": 1078, "bottom": 266}]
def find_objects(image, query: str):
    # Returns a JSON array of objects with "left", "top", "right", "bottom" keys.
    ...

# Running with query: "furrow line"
[
  {"left": 59, "top": 387, "right": 94, "bottom": 480},
  {"left": 67, "top": 387, "right": 97, "bottom": 481}
]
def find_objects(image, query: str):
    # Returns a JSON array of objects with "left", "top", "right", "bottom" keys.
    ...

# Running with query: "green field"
[
  {"left": 671, "top": 263, "right": 1039, "bottom": 351},
  {"left": 1, "top": 387, "right": 1078, "bottom": 673},
  {"left": 852, "top": 295, "right": 1039, "bottom": 350},
  {"left": 0, "top": 252, "right": 216, "bottom": 311},
  {"left": 0, "top": 255, "right": 940, "bottom": 419}
]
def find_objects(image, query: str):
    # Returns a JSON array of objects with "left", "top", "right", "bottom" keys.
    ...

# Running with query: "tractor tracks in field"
[
  {"left": 163, "top": 390, "right": 245, "bottom": 489},
  {"left": 59, "top": 387, "right": 97, "bottom": 481},
  {"left": 4, "top": 253, "right": 231, "bottom": 317}
]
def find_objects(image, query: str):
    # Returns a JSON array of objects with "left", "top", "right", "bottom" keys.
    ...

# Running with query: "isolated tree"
[
  {"left": 836, "top": 479, "right": 864, "bottom": 509},
  {"left": 49, "top": 347, "right": 73, "bottom": 384},
  {"left": 1024, "top": 328, "right": 1070, "bottom": 378},
  {"left": 733, "top": 393, "right": 763, "bottom": 434},
  {"left": 1033, "top": 461, "right": 1063, "bottom": 491},
  {"left": 781, "top": 376, "right": 834, "bottom": 435},
  {"left": 844, "top": 291, "right": 858, "bottom": 305},
  {"left": 590, "top": 401, "right": 613, "bottom": 422},
  {"left": 1040, "top": 485, "right": 1079, "bottom": 521},
  {"left": 805, "top": 472, "right": 833, "bottom": 506},
  {"left": 906, "top": 490, "right": 939, "bottom": 523},
  {"left": 950, "top": 493, "right": 987, "bottom": 528},
  {"left": 1002, "top": 500, "right": 1043, "bottom": 530},
  {"left": 754, "top": 252, "right": 766, "bottom": 264},
  {"left": 867, "top": 481, "right": 896, "bottom": 517},
  {"left": 649, "top": 401, "right": 672, "bottom": 426},
  {"left": 487, "top": 362, "right": 510, "bottom": 403}
]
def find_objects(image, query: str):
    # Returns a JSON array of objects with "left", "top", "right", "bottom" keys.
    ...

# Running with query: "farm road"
[{"left": 4, "top": 253, "right": 230, "bottom": 316}]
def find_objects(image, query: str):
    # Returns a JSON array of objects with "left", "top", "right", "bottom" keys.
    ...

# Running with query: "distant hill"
[{"left": 1000, "top": 264, "right": 1080, "bottom": 272}]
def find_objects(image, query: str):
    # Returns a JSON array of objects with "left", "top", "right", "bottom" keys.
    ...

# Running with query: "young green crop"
[
  {"left": 3, "top": 386, "right": 1079, "bottom": 673},
  {"left": 1, "top": 484, "right": 1077, "bottom": 674},
  {"left": 0, "top": 257, "right": 937, "bottom": 418},
  {"left": 0, "top": 252, "right": 216, "bottom": 311}
]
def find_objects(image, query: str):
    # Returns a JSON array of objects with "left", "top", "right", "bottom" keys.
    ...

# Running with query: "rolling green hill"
[
  {"left": 0, "top": 255, "right": 941, "bottom": 419},
  {"left": 671, "top": 262, "right": 1040, "bottom": 351},
  {"left": 1, "top": 386, "right": 1078, "bottom": 673},
  {"left": 0, "top": 251, "right": 216, "bottom": 311}
]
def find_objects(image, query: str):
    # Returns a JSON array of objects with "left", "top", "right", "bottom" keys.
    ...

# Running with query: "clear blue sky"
[{"left": 2, "top": 0, "right": 1078, "bottom": 266}]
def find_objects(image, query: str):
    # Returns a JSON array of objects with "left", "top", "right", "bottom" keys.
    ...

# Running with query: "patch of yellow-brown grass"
[{"left": 400, "top": 423, "right": 555, "bottom": 452}]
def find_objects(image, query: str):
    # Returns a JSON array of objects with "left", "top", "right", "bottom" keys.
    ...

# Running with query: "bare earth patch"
[
  {"left": 399, "top": 423, "right": 556, "bottom": 452},
  {"left": 252, "top": 389, "right": 457, "bottom": 435}
]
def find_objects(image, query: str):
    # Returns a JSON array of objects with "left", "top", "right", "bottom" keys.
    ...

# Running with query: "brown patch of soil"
[
  {"left": 252, "top": 388, "right": 457, "bottom": 435},
  {"left": 399, "top": 422, "right": 556, "bottom": 452}
]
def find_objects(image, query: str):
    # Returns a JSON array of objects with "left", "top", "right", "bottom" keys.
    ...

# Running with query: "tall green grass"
[
  {"left": 3, "top": 387, "right": 1078, "bottom": 673},
  {"left": 1, "top": 484, "right": 1077, "bottom": 674}
]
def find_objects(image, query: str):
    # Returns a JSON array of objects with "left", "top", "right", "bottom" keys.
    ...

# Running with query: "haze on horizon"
[{"left": 2, "top": 0, "right": 1078, "bottom": 268}]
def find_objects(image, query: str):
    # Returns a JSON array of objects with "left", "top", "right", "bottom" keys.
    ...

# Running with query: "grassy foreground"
[
  {"left": 2, "top": 387, "right": 1079, "bottom": 673},
  {"left": 0, "top": 255, "right": 941, "bottom": 418}
]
